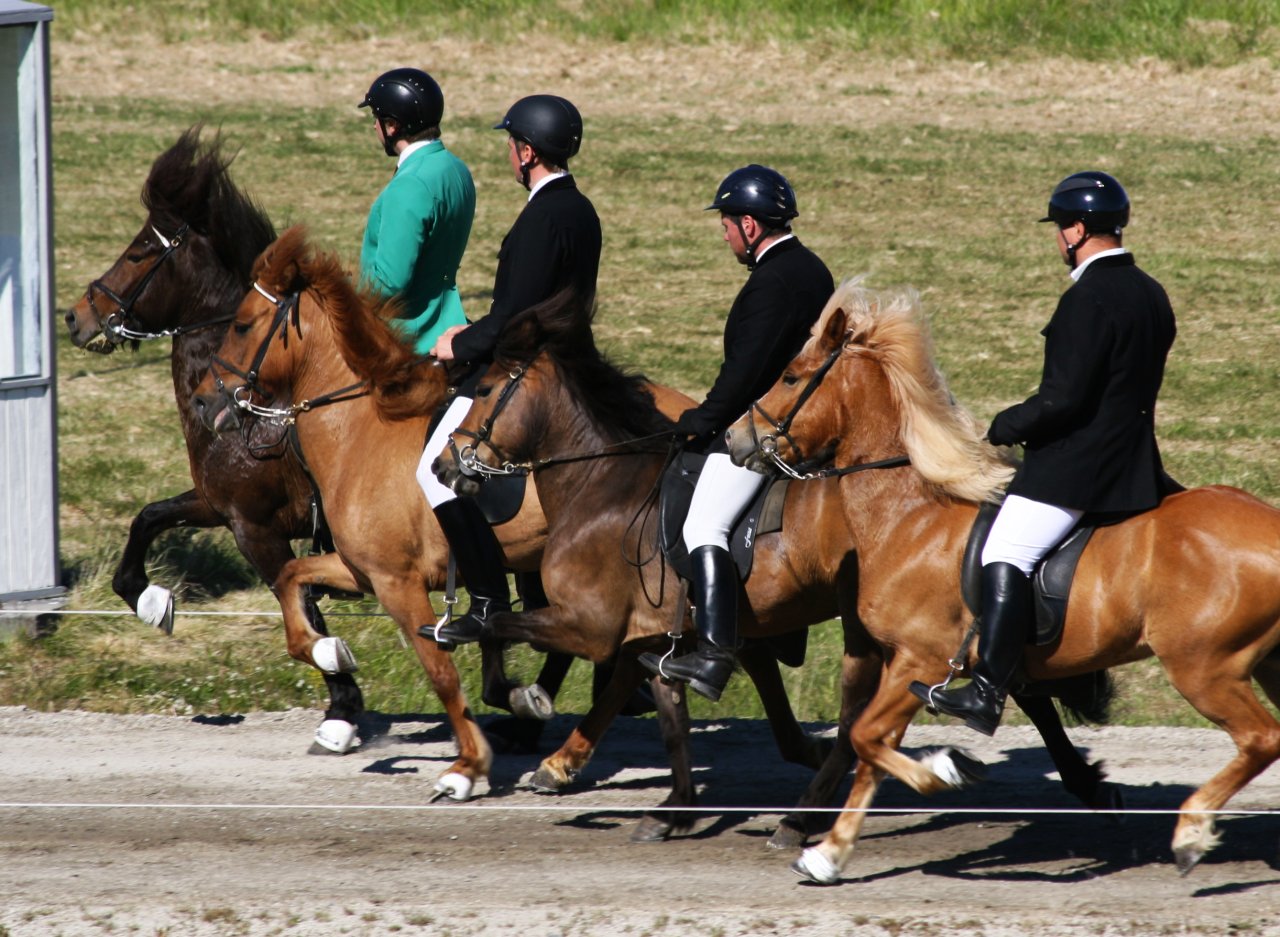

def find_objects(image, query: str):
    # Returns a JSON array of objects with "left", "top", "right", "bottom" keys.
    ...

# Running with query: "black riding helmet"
[
  {"left": 359, "top": 68, "right": 444, "bottom": 157},
  {"left": 1040, "top": 171, "right": 1130, "bottom": 235},
  {"left": 706, "top": 165, "right": 799, "bottom": 268},
  {"left": 705, "top": 165, "right": 799, "bottom": 229},
  {"left": 493, "top": 95, "right": 583, "bottom": 167}
]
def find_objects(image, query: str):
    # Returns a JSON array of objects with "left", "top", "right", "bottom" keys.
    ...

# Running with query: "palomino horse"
[
  {"left": 189, "top": 227, "right": 829, "bottom": 806},
  {"left": 727, "top": 279, "right": 1280, "bottom": 882},
  {"left": 431, "top": 285, "right": 1115, "bottom": 840}
]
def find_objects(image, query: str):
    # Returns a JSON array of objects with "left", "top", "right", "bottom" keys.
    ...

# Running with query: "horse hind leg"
[
  {"left": 275, "top": 554, "right": 368, "bottom": 754},
  {"left": 1014, "top": 690, "right": 1120, "bottom": 813},
  {"left": 1163, "top": 661, "right": 1280, "bottom": 875},
  {"left": 631, "top": 672, "right": 695, "bottom": 843}
]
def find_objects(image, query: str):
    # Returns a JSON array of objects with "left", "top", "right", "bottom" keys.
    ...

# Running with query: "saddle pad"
[
  {"left": 960, "top": 499, "right": 1095, "bottom": 647},
  {"left": 658, "top": 450, "right": 789, "bottom": 583}
]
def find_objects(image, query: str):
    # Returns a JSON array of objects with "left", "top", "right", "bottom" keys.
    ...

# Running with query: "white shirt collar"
[
  {"left": 396, "top": 139, "right": 439, "bottom": 168},
  {"left": 528, "top": 171, "right": 569, "bottom": 202},
  {"left": 755, "top": 232, "right": 794, "bottom": 262},
  {"left": 1071, "top": 246, "right": 1129, "bottom": 281}
]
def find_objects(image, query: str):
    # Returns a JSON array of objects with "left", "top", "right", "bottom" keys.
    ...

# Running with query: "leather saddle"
[
  {"left": 657, "top": 451, "right": 806, "bottom": 667},
  {"left": 659, "top": 450, "right": 790, "bottom": 583}
]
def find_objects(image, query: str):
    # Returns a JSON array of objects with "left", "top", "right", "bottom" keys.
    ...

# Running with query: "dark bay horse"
[
  {"left": 431, "top": 285, "right": 1114, "bottom": 840},
  {"left": 727, "top": 279, "right": 1280, "bottom": 882},
  {"left": 188, "top": 227, "right": 828, "bottom": 804},
  {"left": 61, "top": 129, "right": 372, "bottom": 751}
]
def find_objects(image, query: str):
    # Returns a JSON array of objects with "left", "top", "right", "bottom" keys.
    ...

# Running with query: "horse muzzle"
[
  {"left": 64, "top": 298, "right": 115, "bottom": 354},
  {"left": 432, "top": 454, "right": 482, "bottom": 498},
  {"left": 724, "top": 424, "right": 773, "bottom": 475},
  {"left": 191, "top": 388, "right": 241, "bottom": 434}
]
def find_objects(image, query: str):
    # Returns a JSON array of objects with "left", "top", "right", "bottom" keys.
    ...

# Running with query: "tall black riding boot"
[
  {"left": 909, "top": 562, "right": 1031, "bottom": 736},
  {"left": 639, "top": 545, "right": 739, "bottom": 702},
  {"left": 418, "top": 498, "right": 511, "bottom": 649}
]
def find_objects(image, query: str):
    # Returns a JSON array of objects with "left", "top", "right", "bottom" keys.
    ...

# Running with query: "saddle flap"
[{"left": 658, "top": 451, "right": 786, "bottom": 583}]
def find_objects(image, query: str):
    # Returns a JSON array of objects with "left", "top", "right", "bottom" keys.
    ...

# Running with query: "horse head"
[
  {"left": 191, "top": 226, "right": 315, "bottom": 434},
  {"left": 728, "top": 278, "right": 1014, "bottom": 502},
  {"left": 66, "top": 125, "right": 275, "bottom": 352}
]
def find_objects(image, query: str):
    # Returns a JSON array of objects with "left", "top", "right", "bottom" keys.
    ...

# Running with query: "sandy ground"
[{"left": 1, "top": 706, "right": 1277, "bottom": 936}]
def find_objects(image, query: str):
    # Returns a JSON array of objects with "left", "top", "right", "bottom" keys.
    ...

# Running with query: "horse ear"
[{"left": 820, "top": 306, "right": 849, "bottom": 350}]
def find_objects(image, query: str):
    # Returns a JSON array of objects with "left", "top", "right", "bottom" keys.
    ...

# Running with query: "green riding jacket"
[{"left": 359, "top": 140, "right": 475, "bottom": 354}]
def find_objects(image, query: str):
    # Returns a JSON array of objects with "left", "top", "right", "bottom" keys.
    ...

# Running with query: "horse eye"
[
  {"left": 233, "top": 321, "right": 252, "bottom": 336},
  {"left": 782, "top": 373, "right": 800, "bottom": 387},
  {"left": 476, "top": 385, "right": 493, "bottom": 399}
]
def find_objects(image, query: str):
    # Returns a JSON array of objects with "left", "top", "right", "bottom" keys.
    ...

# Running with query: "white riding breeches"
[
  {"left": 682, "top": 452, "right": 767, "bottom": 552},
  {"left": 981, "top": 493, "right": 1084, "bottom": 575},
  {"left": 416, "top": 395, "right": 473, "bottom": 508}
]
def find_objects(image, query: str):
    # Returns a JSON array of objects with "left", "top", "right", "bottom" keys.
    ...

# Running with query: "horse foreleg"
[
  {"left": 112, "top": 489, "right": 224, "bottom": 630},
  {"left": 377, "top": 588, "right": 492, "bottom": 802},
  {"left": 770, "top": 647, "right": 882, "bottom": 850},
  {"left": 631, "top": 672, "right": 695, "bottom": 843},
  {"left": 528, "top": 640, "right": 640, "bottom": 793},
  {"left": 1014, "top": 692, "right": 1117, "bottom": 811},
  {"left": 792, "top": 757, "right": 886, "bottom": 885}
]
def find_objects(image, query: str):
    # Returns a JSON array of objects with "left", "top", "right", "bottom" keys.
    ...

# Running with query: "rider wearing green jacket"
[{"left": 358, "top": 68, "right": 475, "bottom": 354}]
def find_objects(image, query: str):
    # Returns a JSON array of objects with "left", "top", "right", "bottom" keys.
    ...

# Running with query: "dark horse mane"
[
  {"left": 251, "top": 225, "right": 446, "bottom": 421},
  {"left": 495, "top": 289, "right": 676, "bottom": 443},
  {"left": 143, "top": 125, "right": 277, "bottom": 285}
]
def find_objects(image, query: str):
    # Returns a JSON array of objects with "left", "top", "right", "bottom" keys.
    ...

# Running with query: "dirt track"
[{"left": 1, "top": 706, "right": 1277, "bottom": 936}]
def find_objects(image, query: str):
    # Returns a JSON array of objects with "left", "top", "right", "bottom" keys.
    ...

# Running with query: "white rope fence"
[{"left": 0, "top": 802, "right": 1272, "bottom": 816}]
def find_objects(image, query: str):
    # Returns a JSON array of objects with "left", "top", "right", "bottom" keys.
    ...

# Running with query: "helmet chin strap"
[
  {"left": 1063, "top": 226, "right": 1091, "bottom": 269},
  {"left": 734, "top": 217, "right": 769, "bottom": 269},
  {"left": 377, "top": 118, "right": 401, "bottom": 158}
]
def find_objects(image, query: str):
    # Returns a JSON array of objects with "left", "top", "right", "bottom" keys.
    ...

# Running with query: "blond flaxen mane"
[{"left": 821, "top": 278, "right": 1015, "bottom": 503}]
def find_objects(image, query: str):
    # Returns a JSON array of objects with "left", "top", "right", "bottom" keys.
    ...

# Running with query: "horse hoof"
[
  {"left": 1174, "top": 844, "right": 1206, "bottom": 877},
  {"left": 312, "top": 637, "right": 358, "bottom": 674},
  {"left": 921, "top": 747, "right": 985, "bottom": 788},
  {"left": 768, "top": 820, "right": 808, "bottom": 851},
  {"left": 310, "top": 719, "right": 361, "bottom": 755},
  {"left": 791, "top": 847, "right": 841, "bottom": 885},
  {"left": 630, "top": 816, "right": 673, "bottom": 843},
  {"left": 528, "top": 765, "right": 569, "bottom": 793},
  {"left": 137, "top": 585, "right": 175, "bottom": 635},
  {"left": 433, "top": 772, "right": 474, "bottom": 802},
  {"left": 1094, "top": 782, "right": 1125, "bottom": 822},
  {"left": 509, "top": 684, "right": 555, "bottom": 722}
]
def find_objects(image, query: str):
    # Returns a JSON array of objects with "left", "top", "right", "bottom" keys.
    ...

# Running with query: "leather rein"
[{"left": 448, "top": 361, "right": 674, "bottom": 479}]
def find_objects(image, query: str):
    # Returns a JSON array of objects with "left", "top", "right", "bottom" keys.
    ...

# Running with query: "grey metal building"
[{"left": 0, "top": 0, "right": 61, "bottom": 622}]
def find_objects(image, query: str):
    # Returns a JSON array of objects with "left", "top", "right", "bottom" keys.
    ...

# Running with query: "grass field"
[{"left": 2, "top": 4, "right": 1277, "bottom": 729}]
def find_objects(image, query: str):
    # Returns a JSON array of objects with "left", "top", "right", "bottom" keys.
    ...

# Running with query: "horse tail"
[{"left": 1052, "top": 669, "right": 1115, "bottom": 726}]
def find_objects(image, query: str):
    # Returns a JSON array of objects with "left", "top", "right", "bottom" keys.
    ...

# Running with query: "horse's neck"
[{"left": 528, "top": 401, "right": 665, "bottom": 528}]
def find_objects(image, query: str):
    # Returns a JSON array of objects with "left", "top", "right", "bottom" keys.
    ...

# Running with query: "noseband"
[
  {"left": 208, "top": 282, "right": 368, "bottom": 425},
  {"left": 746, "top": 342, "right": 845, "bottom": 478},
  {"left": 85, "top": 222, "right": 230, "bottom": 343},
  {"left": 746, "top": 337, "right": 910, "bottom": 481}
]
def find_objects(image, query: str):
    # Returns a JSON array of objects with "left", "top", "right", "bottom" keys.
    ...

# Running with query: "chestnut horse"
[
  {"left": 189, "top": 227, "right": 829, "bottom": 806},
  {"left": 727, "top": 279, "right": 1280, "bottom": 882},
  {"left": 432, "top": 284, "right": 1116, "bottom": 840},
  {"left": 65, "top": 131, "right": 578, "bottom": 756}
]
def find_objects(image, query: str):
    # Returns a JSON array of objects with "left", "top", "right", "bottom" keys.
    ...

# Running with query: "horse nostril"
[{"left": 64, "top": 309, "right": 76, "bottom": 330}]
